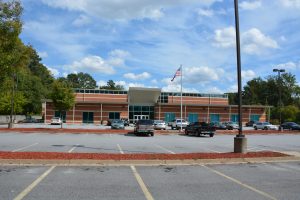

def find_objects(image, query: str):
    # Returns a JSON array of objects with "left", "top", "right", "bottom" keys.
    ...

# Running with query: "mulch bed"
[{"left": 0, "top": 151, "right": 289, "bottom": 160}]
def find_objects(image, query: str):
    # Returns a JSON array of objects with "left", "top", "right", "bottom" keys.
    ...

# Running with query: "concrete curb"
[{"left": 0, "top": 156, "right": 299, "bottom": 166}]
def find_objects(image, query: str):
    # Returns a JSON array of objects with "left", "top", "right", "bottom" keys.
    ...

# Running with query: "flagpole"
[{"left": 180, "top": 64, "right": 183, "bottom": 132}]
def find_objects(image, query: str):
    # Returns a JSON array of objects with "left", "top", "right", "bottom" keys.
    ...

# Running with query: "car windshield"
[
  {"left": 112, "top": 120, "right": 123, "bottom": 123},
  {"left": 138, "top": 120, "right": 153, "bottom": 125}
]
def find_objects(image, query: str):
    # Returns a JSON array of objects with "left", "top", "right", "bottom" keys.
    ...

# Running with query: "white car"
[
  {"left": 154, "top": 120, "right": 166, "bottom": 130},
  {"left": 254, "top": 122, "right": 278, "bottom": 130},
  {"left": 51, "top": 117, "right": 62, "bottom": 125}
]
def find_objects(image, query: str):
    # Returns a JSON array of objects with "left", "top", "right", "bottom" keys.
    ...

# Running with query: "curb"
[{"left": 0, "top": 156, "right": 299, "bottom": 166}]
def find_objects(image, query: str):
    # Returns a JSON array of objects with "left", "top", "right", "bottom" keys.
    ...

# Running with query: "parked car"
[
  {"left": 153, "top": 120, "right": 166, "bottom": 130},
  {"left": 50, "top": 117, "right": 62, "bottom": 125},
  {"left": 185, "top": 122, "right": 216, "bottom": 137},
  {"left": 134, "top": 119, "right": 154, "bottom": 136},
  {"left": 18, "top": 118, "right": 37, "bottom": 123},
  {"left": 210, "top": 122, "right": 227, "bottom": 130},
  {"left": 254, "top": 122, "right": 278, "bottom": 130},
  {"left": 111, "top": 119, "right": 125, "bottom": 129},
  {"left": 121, "top": 118, "right": 129, "bottom": 126},
  {"left": 170, "top": 119, "right": 189, "bottom": 130},
  {"left": 246, "top": 120, "right": 258, "bottom": 127},
  {"left": 223, "top": 121, "right": 239, "bottom": 130},
  {"left": 280, "top": 122, "right": 300, "bottom": 130}
]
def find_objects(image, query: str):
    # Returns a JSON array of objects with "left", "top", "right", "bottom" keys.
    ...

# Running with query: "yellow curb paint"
[
  {"left": 13, "top": 166, "right": 56, "bottom": 200},
  {"left": 202, "top": 165, "right": 278, "bottom": 200}
]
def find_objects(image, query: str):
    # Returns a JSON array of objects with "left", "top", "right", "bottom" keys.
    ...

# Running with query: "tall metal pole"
[
  {"left": 8, "top": 73, "right": 16, "bottom": 129},
  {"left": 273, "top": 68, "right": 285, "bottom": 127},
  {"left": 234, "top": 0, "right": 247, "bottom": 153},
  {"left": 180, "top": 65, "right": 183, "bottom": 132}
]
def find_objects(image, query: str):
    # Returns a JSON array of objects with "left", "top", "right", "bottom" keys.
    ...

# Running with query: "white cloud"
[
  {"left": 124, "top": 72, "right": 151, "bottom": 80},
  {"left": 197, "top": 8, "right": 214, "bottom": 17},
  {"left": 280, "top": 0, "right": 300, "bottom": 8},
  {"left": 213, "top": 27, "right": 236, "bottom": 48},
  {"left": 227, "top": 84, "right": 238, "bottom": 93},
  {"left": 65, "top": 55, "right": 115, "bottom": 74},
  {"left": 241, "top": 70, "right": 256, "bottom": 80},
  {"left": 242, "top": 28, "right": 279, "bottom": 54},
  {"left": 62, "top": 49, "right": 130, "bottom": 74},
  {"left": 240, "top": 0, "right": 262, "bottom": 10},
  {"left": 184, "top": 66, "right": 223, "bottom": 83},
  {"left": 72, "top": 15, "right": 91, "bottom": 26},
  {"left": 47, "top": 66, "right": 60, "bottom": 77},
  {"left": 213, "top": 27, "right": 279, "bottom": 55},
  {"left": 97, "top": 80, "right": 107, "bottom": 87},
  {"left": 275, "top": 61, "right": 298, "bottom": 70},
  {"left": 203, "top": 86, "right": 223, "bottom": 94},
  {"left": 38, "top": 51, "right": 48, "bottom": 58},
  {"left": 41, "top": 0, "right": 220, "bottom": 20}
]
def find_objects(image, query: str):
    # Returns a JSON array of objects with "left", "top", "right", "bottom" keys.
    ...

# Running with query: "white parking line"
[
  {"left": 13, "top": 166, "right": 56, "bottom": 200},
  {"left": 202, "top": 165, "right": 278, "bottom": 200},
  {"left": 68, "top": 144, "right": 79, "bottom": 153},
  {"left": 12, "top": 143, "right": 39, "bottom": 152},
  {"left": 248, "top": 146, "right": 270, "bottom": 152},
  {"left": 117, "top": 144, "right": 124, "bottom": 154},
  {"left": 202, "top": 147, "right": 221, "bottom": 153},
  {"left": 117, "top": 144, "right": 154, "bottom": 200},
  {"left": 155, "top": 144, "right": 176, "bottom": 154}
]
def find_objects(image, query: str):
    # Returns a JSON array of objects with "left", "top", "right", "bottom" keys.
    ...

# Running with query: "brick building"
[{"left": 43, "top": 87, "right": 270, "bottom": 124}]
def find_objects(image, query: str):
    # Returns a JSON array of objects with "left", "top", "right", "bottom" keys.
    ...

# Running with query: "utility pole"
[
  {"left": 233, "top": 0, "right": 247, "bottom": 153},
  {"left": 8, "top": 73, "right": 16, "bottom": 129},
  {"left": 273, "top": 68, "right": 285, "bottom": 128}
]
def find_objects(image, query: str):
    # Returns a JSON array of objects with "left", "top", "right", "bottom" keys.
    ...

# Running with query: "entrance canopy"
[{"left": 128, "top": 87, "right": 161, "bottom": 105}]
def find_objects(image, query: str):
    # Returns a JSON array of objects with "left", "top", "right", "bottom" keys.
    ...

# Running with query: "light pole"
[
  {"left": 273, "top": 68, "right": 285, "bottom": 127},
  {"left": 233, "top": 0, "right": 247, "bottom": 153}
]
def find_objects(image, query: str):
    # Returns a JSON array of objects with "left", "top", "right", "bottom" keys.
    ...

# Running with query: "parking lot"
[
  {"left": 0, "top": 132, "right": 300, "bottom": 154},
  {"left": 1, "top": 162, "right": 300, "bottom": 200},
  {"left": 1, "top": 131, "right": 300, "bottom": 200}
]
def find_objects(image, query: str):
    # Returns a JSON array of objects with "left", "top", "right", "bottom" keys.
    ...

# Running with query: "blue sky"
[{"left": 20, "top": 0, "right": 300, "bottom": 93}]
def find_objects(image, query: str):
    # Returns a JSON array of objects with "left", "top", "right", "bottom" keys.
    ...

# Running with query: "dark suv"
[
  {"left": 134, "top": 119, "right": 154, "bottom": 136},
  {"left": 280, "top": 122, "right": 300, "bottom": 130}
]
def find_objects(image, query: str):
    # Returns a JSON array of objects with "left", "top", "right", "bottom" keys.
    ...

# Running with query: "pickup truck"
[
  {"left": 184, "top": 122, "right": 216, "bottom": 137},
  {"left": 134, "top": 119, "right": 154, "bottom": 136},
  {"left": 170, "top": 119, "right": 189, "bottom": 130}
]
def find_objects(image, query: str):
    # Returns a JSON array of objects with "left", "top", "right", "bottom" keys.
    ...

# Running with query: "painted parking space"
[{"left": 1, "top": 162, "right": 299, "bottom": 200}]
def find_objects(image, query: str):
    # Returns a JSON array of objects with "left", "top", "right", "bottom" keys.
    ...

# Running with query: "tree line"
[{"left": 227, "top": 73, "right": 300, "bottom": 123}]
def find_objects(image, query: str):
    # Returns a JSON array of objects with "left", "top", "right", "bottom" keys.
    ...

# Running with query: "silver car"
[
  {"left": 111, "top": 119, "right": 125, "bottom": 129},
  {"left": 154, "top": 120, "right": 166, "bottom": 130},
  {"left": 254, "top": 122, "right": 278, "bottom": 130}
]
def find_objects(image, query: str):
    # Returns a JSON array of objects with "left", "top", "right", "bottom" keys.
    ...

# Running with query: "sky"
[{"left": 20, "top": 0, "right": 300, "bottom": 94}]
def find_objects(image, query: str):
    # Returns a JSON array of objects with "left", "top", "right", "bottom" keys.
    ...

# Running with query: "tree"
[
  {"left": 100, "top": 80, "right": 124, "bottom": 90},
  {"left": 50, "top": 80, "right": 75, "bottom": 128},
  {"left": 0, "top": 0, "right": 23, "bottom": 80},
  {"left": 61, "top": 72, "right": 97, "bottom": 89}
]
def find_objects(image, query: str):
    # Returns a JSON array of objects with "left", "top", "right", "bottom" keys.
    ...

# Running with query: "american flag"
[{"left": 171, "top": 66, "right": 182, "bottom": 81}]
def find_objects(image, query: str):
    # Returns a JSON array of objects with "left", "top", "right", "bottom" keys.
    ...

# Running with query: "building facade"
[{"left": 43, "top": 87, "right": 270, "bottom": 124}]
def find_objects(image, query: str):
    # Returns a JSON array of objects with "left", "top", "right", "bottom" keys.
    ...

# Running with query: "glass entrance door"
[{"left": 134, "top": 115, "right": 149, "bottom": 122}]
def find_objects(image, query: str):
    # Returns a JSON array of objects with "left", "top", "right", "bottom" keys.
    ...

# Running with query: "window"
[
  {"left": 83, "top": 112, "right": 94, "bottom": 123},
  {"left": 109, "top": 112, "right": 120, "bottom": 120},
  {"left": 55, "top": 111, "right": 66, "bottom": 123}
]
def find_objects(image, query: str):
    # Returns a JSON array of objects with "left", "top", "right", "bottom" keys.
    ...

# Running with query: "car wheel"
[
  {"left": 150, "top": 133, "right": 154, "bottom": 137},
  {"left": 263, "top": 127, "right": 268, "bottom": 130},
  {"left": 197, "top": 130, "right": 201, "bottom": 137},
  {"left": 209, "top": 133, "right": 214, "bottom": 137},
  {"left": 254, "top": 127, "right": 257, "bottom": 130}
]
